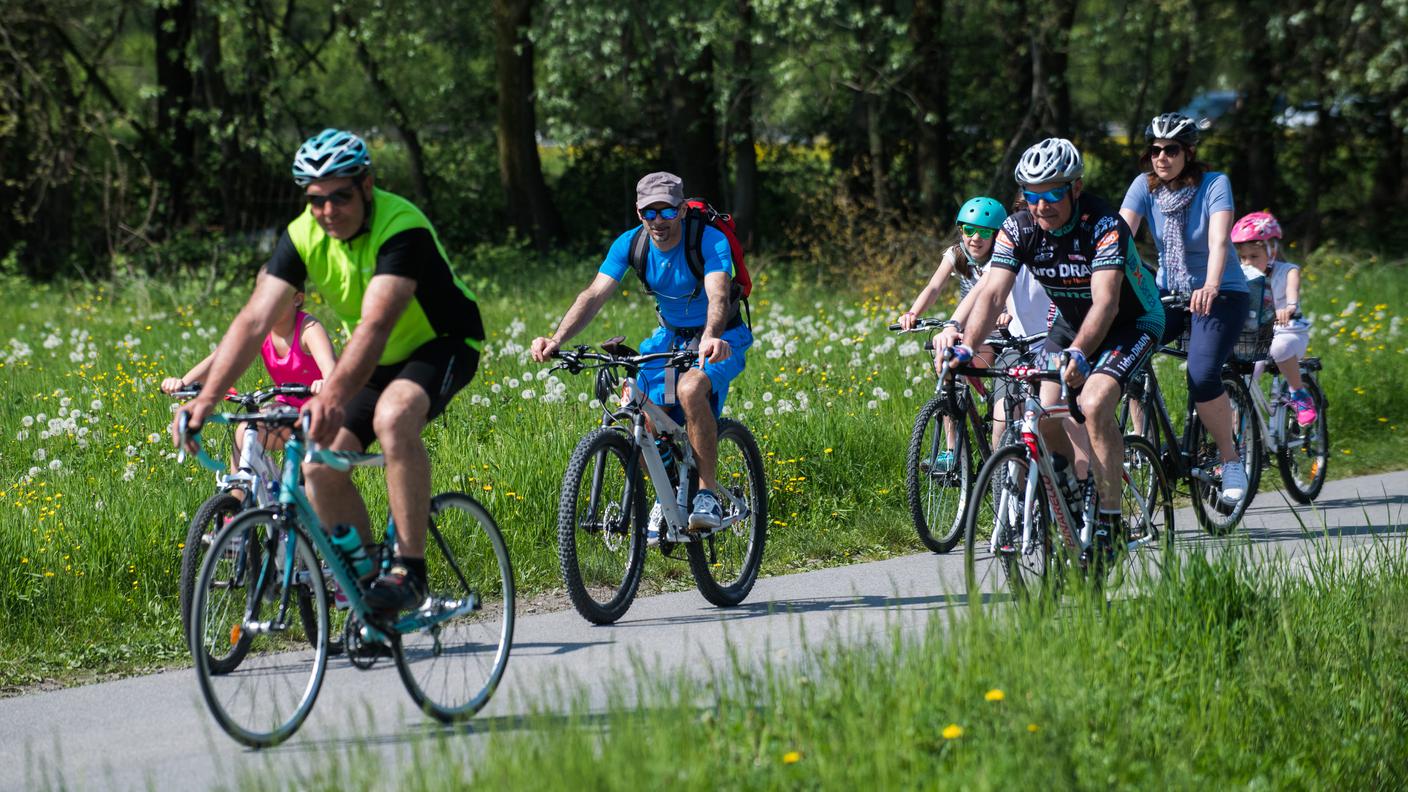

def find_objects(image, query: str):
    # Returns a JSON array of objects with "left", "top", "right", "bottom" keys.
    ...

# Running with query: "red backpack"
[{"left": 626, "top": 198, "right": 753, "bottom": 326}]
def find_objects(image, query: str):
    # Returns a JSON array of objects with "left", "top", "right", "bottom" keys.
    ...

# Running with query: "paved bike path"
[{"left": 4, "top": 470, "right": 1406, "bottom": 791}]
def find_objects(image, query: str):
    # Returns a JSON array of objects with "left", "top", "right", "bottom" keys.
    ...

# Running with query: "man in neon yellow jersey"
[{"left": 178, "top": 129, "right": 484, "bottom": 612}]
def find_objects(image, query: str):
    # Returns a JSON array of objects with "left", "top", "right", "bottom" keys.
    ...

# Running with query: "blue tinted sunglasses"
[
  {"left": 1022, "top": 184, "right": 1073, "bottom": 205},
  {"left": 641, "top": 207, "right": 680, "bottom": 221}
]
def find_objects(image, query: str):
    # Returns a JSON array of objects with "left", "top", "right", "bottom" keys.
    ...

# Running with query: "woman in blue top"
[{"left": 1120, "top": 112, "right": 1250, "bottom": 503}]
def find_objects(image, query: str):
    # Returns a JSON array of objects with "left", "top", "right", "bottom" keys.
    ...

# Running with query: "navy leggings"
[{"left": 1160, "top": 291, "right": 1249, "bottom": 402}]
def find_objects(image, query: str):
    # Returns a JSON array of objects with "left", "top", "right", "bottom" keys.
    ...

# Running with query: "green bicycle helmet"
[{"left": 955, "top": 196, "right": 1007, "bottom": 229}]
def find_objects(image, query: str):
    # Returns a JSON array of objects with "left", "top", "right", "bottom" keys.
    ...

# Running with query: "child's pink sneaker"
[{"left": 1290, "top": 390, "right": 1317, "bottom": 426}]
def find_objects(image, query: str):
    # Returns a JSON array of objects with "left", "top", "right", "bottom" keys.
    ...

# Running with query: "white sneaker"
[
  {"left": 688, "top": 489, "right": 723, "bottom": 532},
  {"left": 1220, "top": 460, "right": 1247, "bottom": 502},
  {"left": 646, "top": 502, "right": 664, "bottom": 546}
]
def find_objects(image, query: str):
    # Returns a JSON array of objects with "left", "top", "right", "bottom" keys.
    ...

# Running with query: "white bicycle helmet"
[
  {"left": 291, "top": 128, "right": 371, "bottom": 186},
  {"left": 1146, "top": 112, "right": 1199, "bottom": 145},
  {"left": 1013, "top": 138, "right": 1084, "bottom": 185}
]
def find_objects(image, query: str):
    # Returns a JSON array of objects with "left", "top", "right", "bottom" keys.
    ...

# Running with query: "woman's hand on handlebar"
[
  {"left": 897, "top": 311, "right": 918, "bottom": 331},
  {"left": 161, "top": 377, "right": 185, "bottom": 395}
]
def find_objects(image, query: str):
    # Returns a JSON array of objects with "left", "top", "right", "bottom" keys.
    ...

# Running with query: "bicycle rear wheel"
[
  {"left": 557, "top": 428, "right": 647, "bottom": 624},
  {"left": 686, "top": 418, "right": 768, "bottom": 606},
  {"left": 906, "top": 396, "right": 973, "bottom": 553},
  {"left": 1190, "top": 375, "right": 1261, "bottom": 535},
  {"left": 394, "top": 493, "right": 515, "bottom": 722},
  {"left": 180, "top": 492, "right": 247, "bottom": 671},
  {"left": 190, "top": 510, "right": 327, "bottom": 748},
  {"left": 964, "top": 445, "right": 1053, "bottom": 601},
  {"left": 1107, "top": 435, "right": 1175, "bottom": 591},
  {"left": 1277, "top": 377, "right": 1329, "bottom": 504}
]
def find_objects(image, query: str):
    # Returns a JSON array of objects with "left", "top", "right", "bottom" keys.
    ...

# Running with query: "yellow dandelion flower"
[
  {"left": 985, "top": 689, "right": 1005, "bottom": 702},
  {"left": 483, "top": 484, "right": 493, "bottom": 491},
  {"left": 942, "top": 724, "right": 963, "bottom": 740},
  {"left": 782, "top": 751, "right": 802, "bottom": 765},
  {"left": 1027, "top": 723, "right": 1039, "bottom": 733},
  {"left": 823, "top": 447, "right": 833, "bottom": 454}
]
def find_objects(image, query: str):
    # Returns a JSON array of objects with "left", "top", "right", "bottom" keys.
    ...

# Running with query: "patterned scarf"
[{"left": 1153, "top": 183, "right": 1197, "bottom": 294}]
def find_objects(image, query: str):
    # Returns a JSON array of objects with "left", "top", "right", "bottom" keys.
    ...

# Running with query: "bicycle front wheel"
[
  {"left": 687, "top": 418, "right": 768, "bottom": 606},
  {"left": 190, "top": 510, "right": 328, "bottom": 748},
  {"left": 964, "top": 445, "right": 1053, "bottom": 602},
  {"left": 1277, "top": 377, "right": 1329, "bottom": 504},
  {"left": 557, "top": 428, "right": 647, "bottom": 624},
  {"left": 180, "top": 491, "right": 247, "bottom": 670},
  {"left": 1189, "top": 375, "right": 1261, "bottom": 535},
  {"left": 906, "top": 396, "right": 973, "bottom": 553},
  {"left": 394, "top": 493, "right": 515, "bottom": 723}
]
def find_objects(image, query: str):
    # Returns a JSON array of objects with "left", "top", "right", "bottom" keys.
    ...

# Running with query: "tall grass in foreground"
[{"left": 246, "top": 543, "right": 1408, "bottom": 790}]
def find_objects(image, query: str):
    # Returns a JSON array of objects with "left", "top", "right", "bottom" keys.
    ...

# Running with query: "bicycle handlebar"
[
  {"left": 888, "top": 317, "right": 948, "bottom": 333},
  {"left": 169, "top": 383, "right": 313, "bottom": 407},
  {"left": 551, "top": 345, "right": 697, "bottom": 376}
]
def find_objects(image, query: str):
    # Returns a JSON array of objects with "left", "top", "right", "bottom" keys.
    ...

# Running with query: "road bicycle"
[
  {"left": 169, "top": 383, "right": 348, "bottom": 666},
  {"left": 1228, "top": 349, "right": 1330, "bottom": 504},
  {"left": 551, "top": 338, "right": 767, "bottom": 624},
  {"left": 177, "top": 409, "right": 514, "bottom": 748},
  {"left": 1119, "top": 295, "right": 1260, "bottom": 535},
  {"left": 963, "top": 351, "right": 1174, "bottom": 600},
  {"left": 888, "top": 319, "right": 1046, "bottom": 553}
]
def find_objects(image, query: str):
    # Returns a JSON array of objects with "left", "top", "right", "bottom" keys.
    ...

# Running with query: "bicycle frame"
[
  {"left": 1242, "top": 361, "right": 1295, "bottom": 457},
  {"left": 613, "top": 375, "right": 750, "bottom": 541},
  {"left": 1128, "top": 356, "right": 1218, "bottom": 488}
]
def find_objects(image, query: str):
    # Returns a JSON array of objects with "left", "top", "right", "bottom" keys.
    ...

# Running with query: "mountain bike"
[
  {"left": 1229, "top": 351, "right": 1330, "bottom": 504},
  {"left": 551, "top": 338, "right": 767, "bottom": 624},
  {"left": 963, "top": 351, "right": 1174, "bottom": 600},
  {"left": 1119, "top": 294, "right": 1260, "bottom": 535},
  {"left": 177, "top": 409, "right": 514, "bottom": 748},
  {"left": 888, "top": 319, "right": 1047, "bottom": 552},
  {"left": 169, "top": 383, "right": 351, "bottom": 666}
]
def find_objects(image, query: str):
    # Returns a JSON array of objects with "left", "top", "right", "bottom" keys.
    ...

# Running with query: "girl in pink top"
[{"left": 163, "top": 293, "right": 338, "bottom": 488}]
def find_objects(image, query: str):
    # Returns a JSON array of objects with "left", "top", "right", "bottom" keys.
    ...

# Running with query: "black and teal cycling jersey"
[
  {"left": 265, "top": 188, "right": 484, "bottom": 366},
  {"left": 990, "top": 193, "right": 1164, "bottom": 339}
]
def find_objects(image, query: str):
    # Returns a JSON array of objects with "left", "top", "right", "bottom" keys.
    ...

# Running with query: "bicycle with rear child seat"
[
  {"left": 551, "top": 338, "right": 768, "bottom": 625},
  {"left": 176, "top": 408, "right": 514, "bottom": 748}
]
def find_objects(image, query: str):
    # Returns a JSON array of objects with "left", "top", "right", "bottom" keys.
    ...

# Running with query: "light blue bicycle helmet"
[
  {"left": 291, "top": 128, "right": 371, "bottom": 186},
  {"left": 955, "top": 196, "right": 1007, "bottom": 229}
]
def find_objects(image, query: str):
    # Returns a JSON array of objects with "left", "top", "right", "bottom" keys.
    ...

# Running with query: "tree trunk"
[
  {"left": 729, "top": 0, "right": 758, "bottom": 247},
  {"left": 153, "top": 0, "right": 198, "bottom": 231},
  {"left": 1231, "top": 5, "right": 1278, "bottom": 214},
  {"left": 493, "top": 0, "right": 564, "bottom": 248},
  {"left": 909, "top": 0, "right": 949, "bottom": 214},
  {"left": 348, "top": 33, "right": 433, "bottom": 207},
  {"left": 667, "top": 45, "right": 722, "bottom": 203},
  {"left": 867, "top": 91, "right": 889, "bottom": 214},
  {"left": 1045, "top": 0, "right": 1079, "bottom": 136}
]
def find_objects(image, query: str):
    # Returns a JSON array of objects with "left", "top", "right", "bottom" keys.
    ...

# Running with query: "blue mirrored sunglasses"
[
  {"left": 1022, "top": 184, "right": 1073, "bottom": 205},
  {"left": 641, "top": 207, "right": 680, "bottom": 221}
]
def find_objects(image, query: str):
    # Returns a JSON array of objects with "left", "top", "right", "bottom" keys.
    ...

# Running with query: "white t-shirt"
[{"left": 1006, "top": 267, "right": 1053, "bottom": 337}]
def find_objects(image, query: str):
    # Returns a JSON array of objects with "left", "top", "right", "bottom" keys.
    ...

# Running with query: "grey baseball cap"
[{"left": 635, "top": 171, "right": 684, "bottom": 209}]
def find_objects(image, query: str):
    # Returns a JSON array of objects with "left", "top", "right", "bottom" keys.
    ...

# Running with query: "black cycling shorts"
[
  {"left": 343, "top": 336, "right": 479, "bottom": 449},
  {"left": 1044, "top": 316, "right": 1157, "bottom": 393}
]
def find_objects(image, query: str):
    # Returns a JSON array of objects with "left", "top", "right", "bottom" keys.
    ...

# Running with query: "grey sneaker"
[
  {"left": 688, "top": 489, "right": 723, "bottom": 533},
  {"left": 646, "top": 502, "right": 664, "bottom": 546},
  {"left": 1220, "top": 460, "right": 1247, "bottom": 502}
]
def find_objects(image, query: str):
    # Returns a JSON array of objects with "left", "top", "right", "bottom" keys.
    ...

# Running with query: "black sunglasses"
[
  {"left": 306, "top": 188, "right": 357, "bottom": 209},
  {"left": 1147, "top": 143, "right": 1185, "bottom": 159}
]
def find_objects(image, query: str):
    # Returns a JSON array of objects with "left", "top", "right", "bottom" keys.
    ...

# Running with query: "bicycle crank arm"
[
  {"left": 241, "top": 620, "right": 292, "bottom": 636},
  {"left": 394, "top": 594, "right": 481, "bottom": 634}
]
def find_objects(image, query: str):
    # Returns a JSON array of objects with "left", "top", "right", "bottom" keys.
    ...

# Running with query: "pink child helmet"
[{"left": 1231, "top": 211, "right": 1283, "bottom": 244}]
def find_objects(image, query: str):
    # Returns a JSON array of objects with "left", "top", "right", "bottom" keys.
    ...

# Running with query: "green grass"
[
  {"left": 1, "top": 247, "right": 1406, "bottom": 690},
  {"left": 233, "top": 542, "right": 1408, "bottom": 790}
]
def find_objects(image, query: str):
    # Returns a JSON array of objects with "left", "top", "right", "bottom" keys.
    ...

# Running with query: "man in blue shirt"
[{"left": 531, "top": 172, "right": 753, "bottom": 532}]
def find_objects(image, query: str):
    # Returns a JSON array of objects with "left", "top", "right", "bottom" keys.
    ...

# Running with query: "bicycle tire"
[
  {"left": 394, "top": 493, "right": 515, "bottom": 722},
  {"left": 686, "top": 419, "right": 768, "bottom": 606},
  {"left": 963, "top": 444, "right": 1054, "bottom": 602},
  {"left": 1189, "top": 374, "right": 1261, "bottom": 535},
  {"left": 905, "top": 396, "right": 973, "bottom": 553},
  {"left": 1277, "top": 376, "right": 1329, "bottom": 504},
  {"left": 1106, "top": 435, "right": 1175, "bottom": 592},
  {"left": 180, "top": 492, "right": 248, "bottom": 671},
  {"left": 557, "top": 428, "right": 647, "bottom": 624},
  {"left": 190, "top": 510, "right": 328, "bottom": 748}
]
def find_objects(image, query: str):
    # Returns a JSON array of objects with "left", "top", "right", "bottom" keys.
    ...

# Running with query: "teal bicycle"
[{"left": 178, "top": 408, "right": 515, "bottom": 748}]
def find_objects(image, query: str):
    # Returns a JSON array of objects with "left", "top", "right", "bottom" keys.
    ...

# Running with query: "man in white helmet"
[{"left": 938, "top": 138, "right": 1163, "bottom": 563}]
